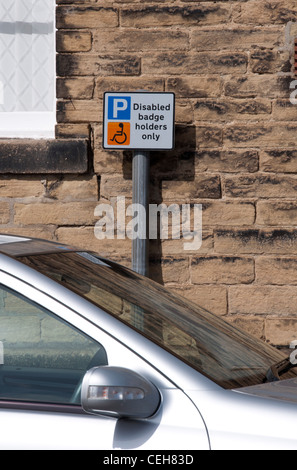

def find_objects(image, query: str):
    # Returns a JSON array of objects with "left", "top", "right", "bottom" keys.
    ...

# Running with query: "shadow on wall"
[{"left": 122, "top": 125, "right": 197, "bottom": 285}]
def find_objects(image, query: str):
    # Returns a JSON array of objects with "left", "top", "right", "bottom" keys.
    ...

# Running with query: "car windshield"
[{"left": 19, "top": 250, "right": 295, "bottom": 389}]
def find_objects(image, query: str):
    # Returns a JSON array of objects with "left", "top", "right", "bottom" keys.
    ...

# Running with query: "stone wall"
[{"left": 1, "top": 0, "right": 297, "bottom": 348}]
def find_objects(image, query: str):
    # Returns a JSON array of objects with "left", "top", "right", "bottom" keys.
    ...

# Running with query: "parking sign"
[{"left": 103, "top": 92, "right": 175, "bottom": 150}]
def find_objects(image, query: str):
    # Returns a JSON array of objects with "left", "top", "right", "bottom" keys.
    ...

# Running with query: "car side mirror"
[{"left": 81, "top": 366, "right": 161, "bottom": 419}]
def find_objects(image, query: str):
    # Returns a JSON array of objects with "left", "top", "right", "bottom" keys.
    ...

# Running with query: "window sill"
[{"left": 0, "top": 139, "right": 90, "bottom": 174}]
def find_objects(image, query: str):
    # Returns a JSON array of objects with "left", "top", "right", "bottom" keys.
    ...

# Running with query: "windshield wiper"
[{"left": 265, "top": 357, "right": 297, "bottom": 383}]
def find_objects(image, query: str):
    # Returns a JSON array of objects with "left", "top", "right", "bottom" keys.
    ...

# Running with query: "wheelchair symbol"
[
  {"left": 107, "top": 122, "right": 130, "bottom": 146},
  {"left": 111, "top": 123, "right": 127, "bottom": 144}
]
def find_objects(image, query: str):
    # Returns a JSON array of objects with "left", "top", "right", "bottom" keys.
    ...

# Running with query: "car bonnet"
[{"left": 234, "top": 377, "right": 297, "bottom": 404}]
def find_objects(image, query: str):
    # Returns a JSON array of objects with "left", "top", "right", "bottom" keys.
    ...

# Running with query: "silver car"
[{"left": 1, "top": 234, "right": 297, "bottom": 450}]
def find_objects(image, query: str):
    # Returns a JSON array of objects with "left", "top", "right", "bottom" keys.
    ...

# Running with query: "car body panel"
[
  {"left": 0, "top": 235, "right": 297, "bottom": 450},
  {"left": 187, "top": 388, "right": 297, "bottom": 450},
  {"left": 0, "top": 256, "right": 209, "bottom": 450}
]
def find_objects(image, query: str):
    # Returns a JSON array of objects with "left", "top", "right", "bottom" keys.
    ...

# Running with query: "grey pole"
[{"left": 132, "top": 149, "right": 150, "bottom": 277}]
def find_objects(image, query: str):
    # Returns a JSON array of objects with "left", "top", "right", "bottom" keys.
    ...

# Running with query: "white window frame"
[{"left": 0, "top": 0, "right": 56, "bottom": 139}]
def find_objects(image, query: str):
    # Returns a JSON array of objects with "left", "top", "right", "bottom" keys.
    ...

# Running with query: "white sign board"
[{"left": 103, "top": 92, "right": 175, "bottom": 150}]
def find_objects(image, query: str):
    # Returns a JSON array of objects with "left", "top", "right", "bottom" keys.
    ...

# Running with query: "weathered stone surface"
[
  {"left": 0, "top": 140, "right": 89, "bottom": 174},
  {"left": 93, "top": 29, "right": 189, "bottom": 52},
  {"left": 166, "top": 76, "right": 222, "bottom": 98},
  {"left": 214, "top": 229, "right": 297, "bottom": 255},
  {"left": 14, "top": 202, "right": 98, "bottom": 226},
  {"left": 250, "top": 48, "right": 290, "bottom": 74},
  {"left": 143, "top": 52, "right": 247, "bottom": 75},
  {"left": 229, "top": 285, "right": 297, "bottom": 315},
  {"left": 256, "top": 257, "right": 297, "bottom": 285},
  {"left": 57, "top": 54, "right": 140, "bottom": 76},
  {"left": 120, "top": 4, "right": 231, "bottom": 27},
  {"left": 194, "top": 98, "right": 271, "bottom": 121},
  {"left": 257, "top": 201, "right": 297, "bottom": 226},
  {"left": 260, "top": 150, "right": 297, "bottom": 173},
  {"left": 191, "top": 256, "right": 254, "bottom": 284},
  {"left": 191, "top": 27, "right": 283, "bottom": 51},
  {"left": 150, "top": 257, "right": 190, "bottom": 284},
  {"left": 224, "top": 75, "right": 291, "bottom": 98},
  {"left": 56, "top": 31, "right": 92, "bottom": 52},
  {"left": 189, "top": 149, "right": 259, "bottom": 173},
  {"left": 57, "top": 100, "right": 101, "bottom": 123},
  {"left": 162, "top": 175, "right": 221, "bottom": 201},
  {"left": 224, "top": 124, "right": 297, "bottom": 148},
  {"left": 57, "top": 77, "right": 95, "bottom": 99},
  {"left": 56, "top": 6, "right": 118, "bottom": 29},
  {"left": 202, "top": 201, "right": 255, "bottom": 226},
  {"left": 233, "top": 1, "right": 297, "bottom": 25},
  {"left": 3, "top": 0, "right": 297, "bottom": 349},
  {"left": 266, "top": 318, "right": 297, "bottom": 346},
  {"left": 224, "top": 174, "right": 297, "bottom": 198}
]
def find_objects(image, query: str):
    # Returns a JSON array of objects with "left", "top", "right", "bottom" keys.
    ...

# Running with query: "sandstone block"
[
  {"left": 45, "top": 175, "right": 98, "bottom": 201},
  {"left": 257, "top": 201, "right": 297, "bottom": 226},
  {"left": 191, "top": 27, "right": 282, "bottom": 51},
  {"left": 57, "top": 54, "right": 140, "bottom": 77},
  {"left": 120, "top": 4, "right": 231, "bottom": 27},
  {"left": 202, "top": 201, "right": 255, "bottom": 226},
  {"left": 57, "top": 77, "right": 95, "bottom": 100},
  {"left": 224, "top": 174, "right": 297, "bottom": 198},
  {"left": 56, "top": 31, "right": 92, "bottom": 52},
  {"left": 162, "top": 175, "right": 221, "bottom": 201},
  {"left": 224, "top": 124, "right": 297, "bottom": 148},
  {"left": 95, "top": 77, "right": 164, "bottom": 96},
  {"left": 166, "top": 76, "right": 222, "bottom": 98},
  {"left": 224, "top": 75, "right": 291, "bottom": 98},
  {"left": 229, "top": 285, "right": 297, "bottom": 315},
  {"left": 14, "top": 202, "right": 98, "bottom": 226},
  {"left": 149, "top": 257, "right": 190, "bottom": 284},
  {"left": 189, "top": 149, "right": 258, "bottom": 173},
  {"left": 250, "top": 48, "right": 290, "bottom": 74},
  {"left": 0, "top": 178, "right": 45, "bottom": 198},
  {"left": 57, "top": 100, "right": 100, "bottom": 123},
  {"left": 256, "top": 257, "right": 297, "bottom": 285},
  {"left": 260, "top": 150, "right": 297, "bottom": 173},
  {"left": 194, "top": 98, "right": 271, "bottom": 122},
  {"left": 214, "top": 229, "right": 297, "bottom": 255},
  {"left": 191, "top": 256, "right": 254, "bottom": 284},
  {"left": 159, "top": 231, "right": 213, "bottom": 255},
  {"left": 93, "top": 29, "right": 189, "bottom": 52},
  {"left": 196, "top": 125, "right": 223, "bottom": 147},
  {"left": 56, "top": 6, "right": 118, "bottom": 29},
  {"left": 0, "top": 202, "right": 11, "bottom": 224},
  {"left": 266, "top": 318, "right": 297, "bottom": 346},
  {"left": 143, "top": 52, "right": 247, "bottom": 75},
  {"left": 272, "top": 100, "right": 297, "bottom": 121},
  {"left": 233, "top": 1, "right": 297, "bottom": 25}
]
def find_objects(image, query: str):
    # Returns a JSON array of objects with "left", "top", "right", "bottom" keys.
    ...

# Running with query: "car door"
[{"left": 0, "top": 274, "right": 209, "bottom": 450}]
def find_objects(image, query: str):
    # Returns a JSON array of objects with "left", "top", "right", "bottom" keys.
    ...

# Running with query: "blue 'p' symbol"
[{"left": 108, "top": 96, "right": 131, "bottom": 120}]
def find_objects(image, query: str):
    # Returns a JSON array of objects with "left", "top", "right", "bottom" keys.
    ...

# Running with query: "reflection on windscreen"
[{"left": 19, "top": 251, "right": 290, "bottom": 389}]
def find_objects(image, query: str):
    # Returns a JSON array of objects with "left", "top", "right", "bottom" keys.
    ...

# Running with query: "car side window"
[{"left": 0, "top": 284, "right": 107, "bottom": 405}]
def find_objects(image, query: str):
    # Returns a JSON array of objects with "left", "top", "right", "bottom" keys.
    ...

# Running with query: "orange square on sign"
[{"left": 107, "top": 122, "right": 130, "bottom": 146}]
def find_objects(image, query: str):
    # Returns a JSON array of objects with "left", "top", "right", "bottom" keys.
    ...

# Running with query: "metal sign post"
[{"left": 132, "top": 149, "right": 150, "bottom": 277}]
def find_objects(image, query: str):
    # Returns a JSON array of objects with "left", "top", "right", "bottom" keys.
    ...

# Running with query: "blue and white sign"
[
  {"left": 103, "top": 92, "right": 175, "bottom": 150},
  {"left": 107, "top": 96, "right": 131, "bottom": 121}
]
